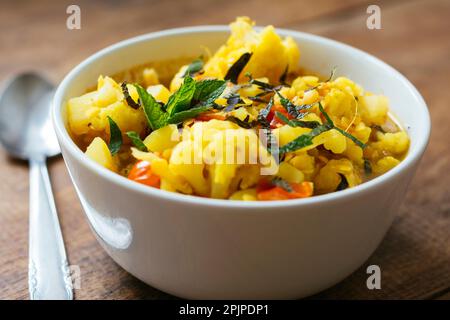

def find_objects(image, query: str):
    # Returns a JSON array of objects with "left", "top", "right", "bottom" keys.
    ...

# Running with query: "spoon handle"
[{"left": 28, "top": 158, "right": 73, "bottom": 300}]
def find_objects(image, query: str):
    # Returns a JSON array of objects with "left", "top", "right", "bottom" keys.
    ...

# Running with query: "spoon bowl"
[{"left": 0, "top": 73, "right": 59, "bottom": 160}]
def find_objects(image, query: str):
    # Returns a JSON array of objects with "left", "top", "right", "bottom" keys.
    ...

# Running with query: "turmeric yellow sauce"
[{"left": 67, "top": 17, "right": 409, "bottom": 201}]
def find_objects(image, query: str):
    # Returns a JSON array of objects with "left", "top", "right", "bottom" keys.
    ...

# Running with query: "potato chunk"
[
  {"left": 203, "top": 17, "right": 300, "bottom": 83},
  {"left": 144, "top": 124, "right": 180, "bottom": 152},
  {"left": 85, "top": 137, "right": 116, "bottom": 171}
]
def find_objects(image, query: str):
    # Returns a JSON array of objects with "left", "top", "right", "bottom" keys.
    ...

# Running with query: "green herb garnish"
[
  {"left": 167, "top": 105, "right": 212, "bottom": 124},
  {"left": 257, "top": 97, "right": 276, "bottom": 154},
  {"left": 193, "top": 79, "right": 227, "bottom": 105},
  {"left": 364, "top": 158, "right": 372, "bottom": 176},
  {"left": 279, "top": 123, "right": 332, "bottom": 155},
  {"left": 317, "top": 102, "right": 366, "bottom": 149},
  {"left": 305, "top": 67, "right": 337, "bottom": 92},
  {"left": 224, "top": 93, "right": 245, "bottom": 112},
  {"left": 275, "top": 91, "right": 301, "bottom": 118},
  {"left": 226, "top": 115, "right": 258, "bottom": 129},
  {"left": 325, "top": 66, "right": 337, "bottom": 82},
  {"left": 126, "top": 131, "right": 147, "bottom": 152},
  {"left": 250, "top": 79, "right": 274, "bottom": 91},
  {"left": 271, "top": 177, "right": 293, "bottom": 192},
  {"left": 334, "top": 127, "right": 366, "bottom": 149},
  {"left": 279, "top": 65, "right": 289, "bottom": 85},
  {"left": 183, "top": 58, "right": 204, "bottom": 77},
  {"left": 224, "top": 52, "right": 252, "bottom": 84},
  {"left": 257, "top": 97, "right": 273, "bottom": 128},
  {"left": 135, "top": 77, "right": 226, "bottom": 130},
  {"left": 278, "top": 102, "right": 366, "bottom": 155},
  {"left": 274, "top": 111, "right": 321, "bottom": 129},
  {"left": 166, "top": 76, "right": 196, "bottom": 116},
  {"left": 135, "top": 84, "right": 168, "bottom": 131},
  {"left": 107, "top": 116, "right": 123, "bottom": 155},
  {"left": 336, "top": 174, "right": 349, "bottom": 191},
  {"left": 121, "top": 82, "right": 140, "bottom": 109}
]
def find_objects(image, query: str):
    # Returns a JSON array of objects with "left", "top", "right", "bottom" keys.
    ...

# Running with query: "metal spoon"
[{"left": 0, "top": 73, "right": 72, "bottom": 300}]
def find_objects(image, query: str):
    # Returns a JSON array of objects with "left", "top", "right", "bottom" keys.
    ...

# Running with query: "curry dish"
[{"left": 67, "top": 17, "right": 409, "bottom": 201}]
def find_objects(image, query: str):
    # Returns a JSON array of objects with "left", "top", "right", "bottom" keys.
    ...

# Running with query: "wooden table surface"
[{"left": 1, "top": 0, "right": 449, "bottom": 300}]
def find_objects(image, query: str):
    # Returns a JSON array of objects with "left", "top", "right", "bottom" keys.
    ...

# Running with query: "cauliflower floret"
[
  {"left": 332, "top": 77, "right": 363, "bottom": 97},
  {"left": 67, "top": 76, "right": 145, "bottom": 137},
  {"left": 288, "top": 152, "right": 316, "bottom": 180},
  {"left": 359, "top": 94, "right": 389, "bottom": 126},
  {"left": 374, "top": 131, "right": 410, "bottom": 155},
  {"left": 314, "top": 159, "right": 361, "bottom": 193},
  {"left": 373, "top": 156, "right": 400, "bottom": 175},
  {"left": 316, "top": 129, "right": 347, "bottom": 154},
  {"left": 291, "top": 76, "right": 320, "bottom": 92}
]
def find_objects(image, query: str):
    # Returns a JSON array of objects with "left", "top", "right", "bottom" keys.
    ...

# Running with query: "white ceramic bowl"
[{"left": 52, "top": 26, "right": 430, "bottom": 299}]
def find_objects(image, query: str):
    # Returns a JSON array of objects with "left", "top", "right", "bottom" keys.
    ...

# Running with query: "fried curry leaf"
[
  {"left": 364, "top": 158, "right": 372, "bottom": 176},
  {"left": 336, "top": 173, "right": 349, "bottom": 191},
  {"left": 279, "top": 65, "right": 289, "bottom": 85},
  {"left": 271, "top": 177, "right": 293, "bottom": 192},
  {"left": 226, "top": 115, "right": 258, "bottom": 129},
  {"left": 224, "top": 52, "right": 253, "bottom": 84},
  {"left": 224, "top": 93, "right": 245, "bottom": 112},
  {"left": 183, "top": 58, "right": 204, "bottom": 77},
  {"left": 166, "top": 76, "right": 196, "bottom": 116},
  {"left": 121, "top": 82, "right": 140, "bottom": 109},
  {"left": 257, "top": 97, "right": 274, "bottom": 128},
  {"left": 250, "top": 79, "right": 274, "bottom": 90},
  {"left": 107, "top": 116, "right": 123, "bottom": 155},
  {"left": 135, "top": 84, "right": 168, "bottom": 131},
  {"left": 126, "top": 131, "right": 147, "bottom": 152}
]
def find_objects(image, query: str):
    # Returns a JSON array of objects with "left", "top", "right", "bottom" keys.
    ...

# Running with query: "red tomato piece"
[{"left": 128, "top": 160, "right": 160, "bottom": 188}]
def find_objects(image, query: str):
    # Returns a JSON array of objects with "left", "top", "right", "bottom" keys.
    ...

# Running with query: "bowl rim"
[{"left": 52, "top": 25, "right": 431, "bottom": 209}]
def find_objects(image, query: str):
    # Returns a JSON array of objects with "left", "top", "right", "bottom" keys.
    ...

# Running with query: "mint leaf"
[
  {"left": 166, "top": 76, "right": 196, "bottom": 116},
  {"left": 279, "top": 123, "right": 331, "bottom": 155},
  {"left": 126, "top": 131, "right": 147, "bottom": 152},
  {"left": 167, "top": 105, "right": 211, "bottom": 124},
  {"left": 275, "top": 111, "right": 321, "bottom": 129},
  {"left": 135, "top": 84, "right": 168, "bottom": 131},
  {"left": 193, "top": 79, "right": 226, "bottom": 105},
  {"left": 317, "top": 102, "right": 366, "bottom": 149},
  {"left": 276, "top": 91, "right": 300, "bottom": 118},
  {"left": 107, "top": 116, "right": 122, "bottom": 155}
]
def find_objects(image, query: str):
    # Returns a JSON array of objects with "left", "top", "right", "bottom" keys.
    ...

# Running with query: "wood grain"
[{"left": 0, "top": 0, "right": 449, "bottom": 300}]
